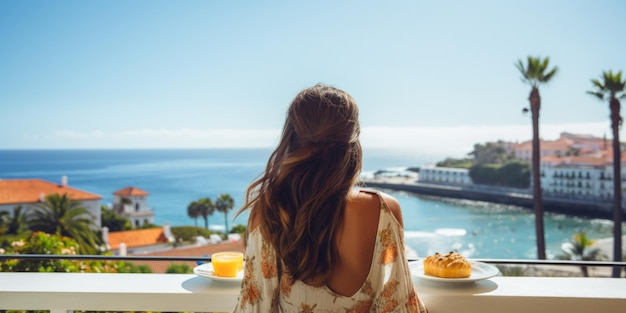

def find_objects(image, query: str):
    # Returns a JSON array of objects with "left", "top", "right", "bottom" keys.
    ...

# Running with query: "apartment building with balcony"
[{"left": 112, "top": 186, "right": 155, "bottom": 228}]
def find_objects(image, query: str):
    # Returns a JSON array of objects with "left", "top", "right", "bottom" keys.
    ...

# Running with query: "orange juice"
[{"left": 211, "top": 252, "right": 244, "bottom": 277}]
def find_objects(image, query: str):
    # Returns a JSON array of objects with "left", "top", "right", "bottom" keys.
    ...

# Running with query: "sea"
[{"left": 0, "top": 148, "right": 620, "bottom": 260}]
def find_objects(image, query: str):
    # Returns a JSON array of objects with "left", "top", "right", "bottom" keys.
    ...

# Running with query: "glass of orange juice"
[{"left": 211, "top": 252, "right": 244, "bottom": 277}]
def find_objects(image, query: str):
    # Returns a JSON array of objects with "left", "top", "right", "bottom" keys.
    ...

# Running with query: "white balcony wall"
[{"left": 0, "top": 273, "right": 625, "bottom": 313}]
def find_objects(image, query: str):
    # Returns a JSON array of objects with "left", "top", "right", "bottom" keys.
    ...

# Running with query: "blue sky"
[{"left": 1, "top": 0, "right": 625, "bottom": 158}]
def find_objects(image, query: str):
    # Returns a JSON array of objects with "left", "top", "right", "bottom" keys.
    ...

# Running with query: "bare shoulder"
[
  {"left": 247, "top": 209, "right": 261, "bottom": 232},
  {"left": 378, "top": 191, "right": 404, "bottom": 227}
]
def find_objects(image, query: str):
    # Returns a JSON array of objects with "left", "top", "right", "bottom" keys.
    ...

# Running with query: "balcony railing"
[{"left": 1, "top": 255, "right": 626, "bottom": 313}]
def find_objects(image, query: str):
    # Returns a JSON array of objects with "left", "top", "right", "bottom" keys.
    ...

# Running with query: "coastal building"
[
  {"left": 514, "top": 137, "right": 573, "bottom": 162},
  {"left": 0, "top": 177, "right": 103, "bottom": 227},
  {"left": 418, "top": 165, "right": 472, "bottom": 185},
  {"left": 561, "top": 132, "right": 608, "bottom": 153},
  {"left": 540, "top": 150, "right": 626, "bottom": 203},
  {"left": 112, "top": 186, "right": 154, "bottom": 228},
  {"left": 417, "top": 132, "right": 626, "bottom": 205},
  {"left": 513, "top": 132, "right": 610, "bottom": 162},
  {"left": 102, "top": 224, "right": 175, "bottom": 255}
]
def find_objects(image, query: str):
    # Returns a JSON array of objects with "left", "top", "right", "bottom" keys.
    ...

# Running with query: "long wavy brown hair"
[{"left": 238, "top": 84, "right": 362, "bottom": 286}]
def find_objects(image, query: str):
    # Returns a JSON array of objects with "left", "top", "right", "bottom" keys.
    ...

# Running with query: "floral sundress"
[{"left": 232, "top": 190, "right": 428, "bottom": 313}]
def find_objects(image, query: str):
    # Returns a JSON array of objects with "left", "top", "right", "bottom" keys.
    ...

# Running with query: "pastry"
[{"left": 423, "top": 251, "right": 471, "bottom": 278}]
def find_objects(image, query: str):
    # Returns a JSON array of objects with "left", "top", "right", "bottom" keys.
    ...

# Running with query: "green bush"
[
  {"left": 436, "top": 157, "right": 474, "bottom": 169},
  {"left": 230, "top": 224, "right": 247, "bottom": 234},
  {"left": 171, "top": 226, "right": 218, "bottom": 242},
  {"left": 0, "top": 232, "right": 151, "bottom": 273},
  {"left": 166, "top": 263, "right": 193, "bottom": 274},
  {"left": 469, "top": 161, "right": 530, "bottom": 188}
]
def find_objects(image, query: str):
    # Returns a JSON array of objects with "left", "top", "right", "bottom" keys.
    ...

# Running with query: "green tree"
[
  {"left": 558, "top": 232, "right": 607, "bottom": 277},
  {"left": 115, "top": 196, "right": 132, "bottom": 214},
  {"left": 101, "top": 205, "right": 131, "bottom": 232},
  {"left": 188, "top": 198, "right": 215, "bottom": 229},
  {"left": 515, "top": 56, "right": 558, "bottom": 260},
  {"left": 0, "top": 210, "right": 7, "bottom": 234},
  {"left": 187, "top": 200, "right": 201, "bottom": 227},
  {"left": 215, "top": 194, "right": 235, "bottom": 234},
  {"left": 587, "top": 70, "right": 626, "bottom": 277},
  {"left": 0, "top": 206, "right": 28, "bottom": 235},
  {"left": 198, "top": 197, "right": 215, "bottom": 230},
  {"left": 436, "top": 157, "right": 473, "bottom": 169},
  {"left": 467, "top": 162, "right": 530, "bottom": 188},
  {"left": 468, "top": 142, "right": 512, "bottom": 165},
  {"left": 27, "top": 193, "right": 102, "bottom": 255}
]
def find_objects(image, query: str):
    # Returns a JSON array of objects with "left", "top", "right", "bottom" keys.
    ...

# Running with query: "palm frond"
[
  {"left": 515, "top": 59, "right": 529, "bottom": 82},
  {"left": 542, "top": 67, "right": 558, "bottom": 83},
  {"left": 587, "top": 91, "right": 605, "bottom": 100},
  {"left": 600, "top": 70, "right": 626, "bottom": 93},
  {"left": 516, "top": 56, "right": 557, "bottom": 87},
  {"left": 591, "top": 79, "right": 606, "bottom": 91},
  {"left": 537, "top": 57, "right": 550, "bottom": 73}
]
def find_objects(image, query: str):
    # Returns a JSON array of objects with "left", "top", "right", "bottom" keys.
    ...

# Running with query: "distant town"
[
  {"left": 420, "top": 132, "right": 623, "bottom": 202},
  {"left": 363, "top": 132, "right": 626, "bottom": 218}
]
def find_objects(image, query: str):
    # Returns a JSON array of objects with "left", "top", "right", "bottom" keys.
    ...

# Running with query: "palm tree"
[
  {"left": 197, "top": 197, "right": 215, "bottom": 230},
  {"left": 1, "top": 206, "right": 28, "bottom": 235},
  {"left": 187, "top": 201, "right": 201, "bottom": 227},
  {"left": 558, "top": 232, "right": 607, "bottom": 277},
  {"left": 215, "top": 194, "right": 234, "bottom": 234},
  {"left": 0, "top": 210, "right": 8, "bottom": 235},
  {"left": 587, "top": 70, "right": 626, "bottom": 278},
  {"left": 515, "top": 56, "right": 558, "bottom": 260},
  {"left": 4, "top": 206, "right": 28, "bottom": 235},
  {"left": 27, "top": 193, "right": 102, "bottom": 255},
  {"left": 101, "top": 205, "right": 131, "bottom": 231}
]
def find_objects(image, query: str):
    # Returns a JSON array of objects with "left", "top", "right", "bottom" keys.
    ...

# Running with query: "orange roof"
[
  {"left": 0, "top": 179, "right": 102, "bottom": 206},
  {"left": 113, "top": 186, "right": 148, "bottom": 196},
  {"left": 542, "top": 138, "right": 573, "bottom": 150},
  {"left": 107, "top": 227, "right": 167, "bottom": 250},
  {"left": 542, "top": 155, "right": 608, "bottom": 167},
  {"left": 131, "top": 241, "right": 246, "bottom": 273}
]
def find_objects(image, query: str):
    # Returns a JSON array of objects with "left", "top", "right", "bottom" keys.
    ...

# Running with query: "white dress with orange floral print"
[{"left": 232, "top": 190, "right": 428, "bottom": 313}]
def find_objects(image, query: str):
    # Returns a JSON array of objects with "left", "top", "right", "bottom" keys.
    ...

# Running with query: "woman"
[{"left": 233, "top": 84, "right": 427, "bottom": 312}]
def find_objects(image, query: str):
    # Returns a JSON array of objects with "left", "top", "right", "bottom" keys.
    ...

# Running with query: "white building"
[
  {"left": 540, "top": 153, "right": 626, "bottom": 202},
  {"left": 112, "top": 186, "right": 154, "bottom": 228},
  {"left": 0, "top": 176, "right": 102, "bottom": 227},
  {"left": 418, "top": 165, "right": 472, "bottom": 185}
]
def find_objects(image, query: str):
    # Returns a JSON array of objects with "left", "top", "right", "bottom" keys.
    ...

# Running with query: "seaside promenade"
[{"left": 361, "top": 176, "right": 615, "bottom": 219}]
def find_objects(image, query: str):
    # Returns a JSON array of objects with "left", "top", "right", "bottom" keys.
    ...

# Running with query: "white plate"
[
  {"left": 193, "top": 263, "right": 244, "bottom": 284},
  {"left": 410, "top": 260, "right": 499, "bottom": 284}
]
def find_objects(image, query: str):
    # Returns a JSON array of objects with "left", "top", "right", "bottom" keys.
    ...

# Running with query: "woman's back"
[
  {"left": 234, "top": 189, "right": 427, "bottom": 312},
  {"left": 329, "top": 189, "right": 388, "bottom": 296},
  {"left": 233, "top": 84, "right": 426, "bottom": 312}
]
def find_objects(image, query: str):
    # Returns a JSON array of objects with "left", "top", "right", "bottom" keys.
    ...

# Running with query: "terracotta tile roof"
[
  {"left": 543, "top": 155, "right": 608, "bottom": 167},
  {"left": 0, "top": 179, "right": 102, "bottom": 206},
  {"left": 541, "top": 155, "right": 562, "bottom": 163},
  {"left": 603, "top": 150, "right": 626, "bottom": 164},
  {"left": 107, "top": 228, "right": 167, "bottom": 250},
  {"left": 130, "top": 241, "right": 245, "bottom": 273},
  {"left": 542, "top": 138, "right": 573, "bottom": 150},
  {"left": 113, "top": 187, "right": 149, "bottom": 196}
]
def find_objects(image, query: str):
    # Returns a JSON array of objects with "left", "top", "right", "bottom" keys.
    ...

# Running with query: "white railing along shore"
[{"left": 1, "top": 272, "right": 625, "bottom": 313}]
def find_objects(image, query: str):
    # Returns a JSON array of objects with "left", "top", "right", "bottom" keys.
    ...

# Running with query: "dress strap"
[{"left": 356, "top": 187, "right": 381, "bottom": 196}]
